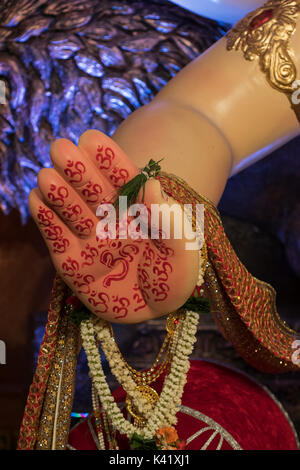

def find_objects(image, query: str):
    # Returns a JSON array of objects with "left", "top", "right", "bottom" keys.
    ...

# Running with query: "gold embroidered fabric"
[
  {"left": 226, "top": 0, "right": 300, "bottom": 123},
  {"left": 17, "top": 275, "right": 68, "bottom": 450},
  {"left": 35, "top": 312, "right": 79, "bottom": 449},
  {"left": 17, "top": 275, "right": 79, "bottom": 450},
  {"left": 157, "top": 172, "right": 300, "bottom": 373}
]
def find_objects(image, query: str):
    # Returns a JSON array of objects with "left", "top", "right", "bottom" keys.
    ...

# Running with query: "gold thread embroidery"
[
  {"left": 17, "top": 275, "right": 67, "bottom": 450},
  {"left": 35, "top": 312, "right": 79, "bottom": 450}
]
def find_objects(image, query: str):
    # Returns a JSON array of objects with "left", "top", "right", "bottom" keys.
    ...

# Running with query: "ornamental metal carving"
[{"left": 226, "top": 0, "right": 300, "bottom": 94}]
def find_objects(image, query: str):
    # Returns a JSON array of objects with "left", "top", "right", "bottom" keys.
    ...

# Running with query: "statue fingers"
[
  {"left": 28, "top": 187, "right": 75, "bottom": 257},
  {"left": 78, "top": 129, "right": 139, "bottom": 191},
  {"left": 50, "top": 137, "right": 116, "bottom": 211},
  {"left": 37, "top": 168, "right": 98, "bottom": 239}
]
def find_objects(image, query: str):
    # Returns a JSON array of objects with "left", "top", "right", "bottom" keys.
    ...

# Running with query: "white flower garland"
[
  {"left": 80, "top": 308, "right": 199, "bottom": 441},
  {"left": 81, "top": 319, "right": 135, "bottom": 436},
  {"left": 80, "top": 222, "right": 205, "bottom": 443},
  {"left": 94, "top": 319, "right": 154, "bottom": 419}
]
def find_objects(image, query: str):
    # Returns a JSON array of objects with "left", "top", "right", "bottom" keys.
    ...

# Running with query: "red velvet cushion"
[{"left": 68, "top": 359, "right": 299, "bottom": 450}]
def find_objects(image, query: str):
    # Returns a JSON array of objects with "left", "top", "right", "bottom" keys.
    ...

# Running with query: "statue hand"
[{"left": 29, "top": 130, "right": 199, "bottom": 323}]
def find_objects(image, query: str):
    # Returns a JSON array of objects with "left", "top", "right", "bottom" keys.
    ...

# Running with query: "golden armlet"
[{"left": 226, "top": 0, "right": 300, "bottom": 123}]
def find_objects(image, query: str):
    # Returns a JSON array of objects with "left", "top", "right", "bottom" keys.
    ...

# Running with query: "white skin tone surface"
[{"left": 168, "top": 0, "right": 266, "bottom": 24}]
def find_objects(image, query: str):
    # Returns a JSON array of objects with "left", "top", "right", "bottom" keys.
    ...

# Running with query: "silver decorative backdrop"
[{"left": 0, "top": 0, "right": 227, "bottom": 222}]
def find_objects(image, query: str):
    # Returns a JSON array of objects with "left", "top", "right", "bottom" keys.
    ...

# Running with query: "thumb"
[
  {"left": 141, "top": 178, "right": 168, "bottom": 206},
  {"left": 140, "top": 178, "right": 200, "bottom": 298},
  {"left": 138, "top": 178, "right": 198, "bottom": 252}
]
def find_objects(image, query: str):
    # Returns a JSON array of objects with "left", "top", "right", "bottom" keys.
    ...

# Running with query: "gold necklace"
[
  {"left": 105, "top": 311, "right": 182, "bottom": 427},
  {"left": 82, "top": 307, "right": 199, "bottom": 444},
  {"left": 108, "top": 311, "right": 180, "bottom": 385}
]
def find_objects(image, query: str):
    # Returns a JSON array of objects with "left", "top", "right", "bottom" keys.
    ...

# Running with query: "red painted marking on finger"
[
  {"left": 96, "top": 145, "right": 115, "bottom": 170},
  {"left": 37, "top": 206, "right": 70, "bottom": 254},
  {"left": 80, "top": 180, "right": 103, "bottom": 204},
  {"left": 47, "top": 184, "right": 69, "bottom": 207},
  {"left": 137, "top": 242, "right": 173, "bottom": 303},
  {"left": 37, "top": 206, "right": 54, "bottom": 227},
  {"left": 74, "top": 217, "right": 94, "bottom": 236},
  {"left": 109, "top": 166, "right": 130, "bottom": 188},
  {"left": 64, "top": 160, "right": 86, "bottom": 184},
  {"left": 61, "top": 203, "right": 82, "bottom": 222}
]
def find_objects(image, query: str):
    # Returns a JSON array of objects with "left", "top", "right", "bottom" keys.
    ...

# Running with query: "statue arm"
[{"left": 110, "top": 1, "right": 300, "bottom": 205}]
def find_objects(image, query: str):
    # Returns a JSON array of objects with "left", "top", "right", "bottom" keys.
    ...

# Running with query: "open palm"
[{"left": 29, "top": 130, "right": 198, "bottom": 323}]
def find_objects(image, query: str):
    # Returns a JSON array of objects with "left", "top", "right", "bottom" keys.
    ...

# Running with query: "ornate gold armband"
[{"left": 226, "top": 0, "right": 300, "bottom": 122}]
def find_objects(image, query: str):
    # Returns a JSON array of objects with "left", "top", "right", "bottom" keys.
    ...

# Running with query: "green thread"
[{"left": 114, "top": 158, "right": 163, "bottom": 209}]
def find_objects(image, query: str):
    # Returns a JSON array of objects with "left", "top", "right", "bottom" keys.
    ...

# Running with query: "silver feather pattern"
[{"left": 0, "top": 0, "right": 227, "bottom": 222}]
